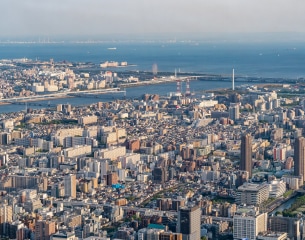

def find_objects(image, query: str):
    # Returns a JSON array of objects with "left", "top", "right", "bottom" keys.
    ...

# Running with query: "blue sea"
[{"left": 1, "top": 42, "right": 305, "bottom": 78}]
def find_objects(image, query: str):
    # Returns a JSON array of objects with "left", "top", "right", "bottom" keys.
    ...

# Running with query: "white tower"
[{"left": 232, "top": 68, "right": 235, "bottom": 91}]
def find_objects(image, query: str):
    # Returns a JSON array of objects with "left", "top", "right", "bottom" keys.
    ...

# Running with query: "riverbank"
[
  {"left": 0, "top": 102, "right": 10, "bottom": 106},
  {"left": 0, "top": 95, "right": 74, "bottom": 106},
  {"left": 268, "top": 193, "right": 298, "bottom": 215},
  {"left": 0, "top": 77, "right": 204, "bottom": 106},
  {"left": 0, "top": 79, "right": 288, "bottom": 107},
  {"left": 0, "top": 80, "right": 260, "bottom": 114}
]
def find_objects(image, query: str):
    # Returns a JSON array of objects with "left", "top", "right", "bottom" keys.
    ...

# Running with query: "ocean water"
[{"left": 0, "top": 42, "right": 305, "bottom": 78}]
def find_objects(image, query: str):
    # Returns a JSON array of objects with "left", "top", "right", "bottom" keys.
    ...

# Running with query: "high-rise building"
[
  {"left": 0, "top": 205, "right": 13, "bottom": 224},
  {"left": 268, "top": 216, "right": 300, "bottom": 240},
  {"left": 233, "top": 206, "right": 267, "bottom": 240},
  {"left": 35, "top": 220, "right": 56, "bottom": 240},
  {"left": 172, "top": 199, "right": 185, "bottom": 211},
  {"left": 8, "top": 221, "right": 25, "bottom": 239},
  {"left": 229, "top": 103, "right": 240, "bottom": 121},
  {"left": 152, "top": 167, "right": 167, "bottom": 184},
  {"left": 106, "top": 171, "right": 118, "bottom": 186},
  {"left": 294, "top": 137, "right": 305, "bottom": 181},
  {"left": 64, "top": 174, "right": 76, "bottom": 198},
  {"left": 177, "top": 206, "right": 201, "bottom": 240},
  {"left": 240, "top": 134, "right": 252, "bottom": 177},
  {"left": 100, "top": 159, "right": 109, "bottom": 180},
  {"left": 16, "top": 227, "right": 30, "bottom": 240},
  {"left": 0, "top": 132, "right": 11, "bottom": 145}
]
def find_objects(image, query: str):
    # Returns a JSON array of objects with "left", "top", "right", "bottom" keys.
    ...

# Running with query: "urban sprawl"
[{"left": 1, "top": 58, "right": 305, "bottom": 240}]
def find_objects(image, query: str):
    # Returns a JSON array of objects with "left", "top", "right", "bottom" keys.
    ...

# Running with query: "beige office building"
[
  {"left": 64, "top": 174, "right": 76, "bottom": 198},
  {"left": 236, "top": 183, "right": 269, "bottom": 205},
  {"left": 64, "top": 145, "right": 92, "bottom": 158},
  {"left": 94, "top": 146, "right": 126, "bottom": 161},
  {"left": 233, "top": 206, "right": 267, "bottom": 240}
]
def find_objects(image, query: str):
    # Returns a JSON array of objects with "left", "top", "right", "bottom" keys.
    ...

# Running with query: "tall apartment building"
[
  {"left": 282, "top": 175, "right": 303, "bottom": 190},
  {"left": 52, "top": 128, "right": 83, "bottom": 146},
  {"left": 16, "top": 227, "right": 31, "bottom": 240},
  {"left": 64, "top": 174, "right": 76, "bottom": 198},
  {"left": 177, "top": 206, "right": 201, "bottom": 240},
  {"left": 0, "top": 132, "right": 11, "bottom": 145},
  {"left": 240, "top": 133, "right": 252, "bottom": 177},
  {"left": 78, "top": 115, "right": 98, "bottom": 125},
  {"left": 94, "top": 146, "right": 126, "bottom": 161},
  {"left": 100, "top": 159, "right": 109, "bottom": 179},
  {"left": 64, "top": 136, "right": 98, "bottom": 148},
  {"left": 235, "top": 183, "right": 269, "bottom": 205},
  {"left": 294, "top": 136, "right": 305, "bottom": 182},
  {"left": 0, "top": 205, "right": 13, "bottom": 224},
  {"left": 63, "top": 145, "right": 92, "bottom": 158},
  {"left": 152, "top": 167, "right": 167, "bottom": 184},
  {"left": 233, "top": 206, "right": 267, "bottom": 240},
  {"left": 268, "top": 216, "right": 300, "bottom": 240},
  {"left": 119, "top": 153, "right": 141, "bottom": 169},
  {"left": 106, "top": 171, "right": 118, "bottom": 186},
  {"left": 100, "top": 127, "right": 127, "bottom": 145},
  {"left": 7, "top": 221, "right": 25, "bottom": 239},
  {"left": 0, "top": 175, "right": 39, "bottom": 190},
  {"left": 35, "top": 220, "right": 56, "bottom": 240},
  {"left": 229, "top": 103, "right": 240, "bottom": 121}
]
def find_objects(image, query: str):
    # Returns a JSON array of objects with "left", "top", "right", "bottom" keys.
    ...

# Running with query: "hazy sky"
[{"left": 1, "top": 0, "right": 305, "bottom": 39}]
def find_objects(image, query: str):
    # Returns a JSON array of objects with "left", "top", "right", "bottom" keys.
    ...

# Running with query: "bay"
[{"left": 1, "top": 42, "right": 305, "bottom": 78}]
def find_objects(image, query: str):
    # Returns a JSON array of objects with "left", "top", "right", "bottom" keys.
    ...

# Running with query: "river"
[
  {"left": 0, "top": 80, "right": 247, "bottom": 114},
  {"left": 269, "top": 194, "right": 299, "bottom": 216}
]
